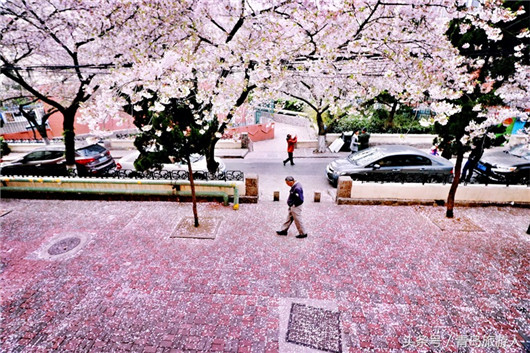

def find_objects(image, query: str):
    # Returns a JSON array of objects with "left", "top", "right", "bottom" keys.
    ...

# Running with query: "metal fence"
[{"left": 66, "top": 169, "right": 245, "bottom": 182}]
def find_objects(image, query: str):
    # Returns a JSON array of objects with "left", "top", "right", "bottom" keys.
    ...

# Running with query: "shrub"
[
  {"left": 330, "top": 108, "right": 434, "bottom": 134},
  {"left": 275, "top": 99, "right": 305, "bottom": 112}
]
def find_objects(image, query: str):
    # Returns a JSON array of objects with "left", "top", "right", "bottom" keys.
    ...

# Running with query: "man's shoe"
[
  {"left": 283, "top": 161, "right": 287, "bottom": 166},
  {"left": 291, "top": 163, "right": 295, "bottom": 166},
  {"left": 296, "top": 234, "right": 307, "bottom": 238},
  {"left": 276, "top": 230, "right": 288, "bottom": 236}
]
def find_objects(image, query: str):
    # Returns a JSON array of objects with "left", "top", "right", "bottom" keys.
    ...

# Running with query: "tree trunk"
[
  {"left": 206, "top": 136, "right": 220, "bottom": 174},
  {"left": 62, "top": 108, "right": 77, "bottom": 171},
  {"left": 205, "top": 121, "right": 226, "bottom": 174},
  {"left": 187, "top": 155, "right": 199, "bottom": 227},
  {"left": 317, "top": 135, "right": 327, "bottom": 153},
  {"left": 386, "top": 101, "right": 398, "bottom": 129},
  {"left": 446, "top": 149, "right": 464, "bottom": 218}
]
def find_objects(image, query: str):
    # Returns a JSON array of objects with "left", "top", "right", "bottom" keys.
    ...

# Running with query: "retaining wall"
[
  {"left": 0, "top": 176, "right": 260, "bottom": 204},
  {"left": 336, "top": 177, "right": 530, "bottom": 206}
]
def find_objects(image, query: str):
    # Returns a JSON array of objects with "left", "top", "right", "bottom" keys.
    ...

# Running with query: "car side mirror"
[{"left": 372, "top": 164, "right": 381, "bottom": 170}]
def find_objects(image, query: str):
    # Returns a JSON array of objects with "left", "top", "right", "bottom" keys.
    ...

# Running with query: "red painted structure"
[
  {"left": 224, "top": 122, "right": 275, "bottom": 142},
  {"left": 1, "top": 109, "right": 135, "bottom": 140}
]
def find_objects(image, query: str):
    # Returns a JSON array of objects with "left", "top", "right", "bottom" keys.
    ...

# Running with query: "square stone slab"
[
  {"left": 279, "top": 298, "right": 343, "bottom": 353},
  {"left": 170, "top": 217, "right": 221, "bottom": 239}
]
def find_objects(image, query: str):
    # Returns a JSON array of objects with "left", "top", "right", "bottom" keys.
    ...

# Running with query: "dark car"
[
  {"left": 0, "top": 144, "right": 116, "bottom": 177},
  {"left": 473, "top": 144, "right": 530, "bottom": 184},
  {"left": 326, "top": 145, "right": 453, "bottom": 186}
]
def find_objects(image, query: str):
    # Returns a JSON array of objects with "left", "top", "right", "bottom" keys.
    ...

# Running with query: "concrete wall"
[
  {"left": 224, "top": 123, "right": 275, "bottom": 142},
  {"left": 336, "top": 177, "right": 530, "bottom": 205},
  {"left": 326, "top": 133, "right": 435, "bottom": 147},
  {"left": 272, "top": 112, "right": 312, "bottom": 127},
  {"left": 292, "top": 133, "right": 436, "bottom": 149},
  {"left": 7, "top": 138, "right": 243, "bottom": 153}
]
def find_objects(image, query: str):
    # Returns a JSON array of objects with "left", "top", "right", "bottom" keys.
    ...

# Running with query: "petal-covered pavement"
[{"left": 1, "top": 199, "right": 529, "bottom": 352}]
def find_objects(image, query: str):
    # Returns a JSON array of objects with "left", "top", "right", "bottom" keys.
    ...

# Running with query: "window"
[
  {"left": 76, "top": 144, "right": 105, "bottom": 156},
  {"left": 372, "top": 154, "right": 432, "bottom": 167},
  {"left": 373, "top": 156, "right": 405, "bottom": 167},
  {"left": 42, "top": 151, "right": 65, "bottom": 160},
  {"left": 405, "top": 155, "right": 432, "bottom": 166},
  {"left": 24, "top": 151, "right": 46, "bottom": 162}
]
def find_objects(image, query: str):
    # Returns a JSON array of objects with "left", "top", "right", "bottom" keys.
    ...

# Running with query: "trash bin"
[{"left": 340, "top": 131, "right": 353, "bottom": 151}]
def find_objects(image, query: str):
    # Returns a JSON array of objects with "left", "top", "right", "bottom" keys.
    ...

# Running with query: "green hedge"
[{"left": 329, "top": 109, "right": 434, "bottom": 134}]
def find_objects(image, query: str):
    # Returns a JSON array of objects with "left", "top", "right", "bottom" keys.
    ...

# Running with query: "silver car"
[
  {"left": 326, "top": 145, "right": 454, "bottom": 186},
  {"left": 473, "top": 144, "right": 530, "bottom": 184}
]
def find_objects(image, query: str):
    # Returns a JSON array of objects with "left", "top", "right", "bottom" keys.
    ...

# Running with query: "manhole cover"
[
  {"left": 48, "top": 237, "right": 81, "bottom": 255},
  {"left": 286, "top": 303, "right": 342, "bottom": 353},
  {"left": 30, "top": 232, "right": 93, "bottom": 261}
]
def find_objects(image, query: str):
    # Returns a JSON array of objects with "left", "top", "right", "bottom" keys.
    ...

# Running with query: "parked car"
[
  {"left": 473, "top": 144, "right": 530, "bottom": 184},
  {"left": 326, "top": 145, "right": 453, "bottom": 186},
  {"left": 0, "top": 144, "right": 116, "bottom": 177},
  {"left": 116, "top": 151, "right": 226, "bottom": 178}
]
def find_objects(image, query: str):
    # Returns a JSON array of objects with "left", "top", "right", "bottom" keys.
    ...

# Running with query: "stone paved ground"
[{"left": 1, "top": 199, "right": 529, "bottom": 353}]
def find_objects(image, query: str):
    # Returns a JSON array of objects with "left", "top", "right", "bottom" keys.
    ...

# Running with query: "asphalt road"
[
  {"left": 224, "top": 158, "right": 334, "bottom": 177},
  {"left": 224, "top": 158, "right": 339, "bottom": 202}
]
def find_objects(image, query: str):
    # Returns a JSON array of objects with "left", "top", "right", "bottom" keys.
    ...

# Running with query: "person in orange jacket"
[{"left": 283, "top": 134, "right": 297, "bottom": 166}]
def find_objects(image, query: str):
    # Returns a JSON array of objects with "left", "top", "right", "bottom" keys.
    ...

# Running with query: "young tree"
[
  {"left": 122, "top": 88, "right": 218, "bottom": 227},
  {"left": 423, "top": 0, "right": 529, "bottom": 218},
  {"left": 0, "top": 0, "right": 138, "bottom": 170}
]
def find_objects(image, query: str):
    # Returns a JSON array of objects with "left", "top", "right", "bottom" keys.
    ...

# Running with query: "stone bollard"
[
  {"left": 245, "top": 174, "right": 259, "bottom": 197},
  {"left": 273, "top": 191, "right": 280, "bottom": 202},
  {"left": 243, "top": 174, "right": 259, "bottom": 203},
  {"left": 336, "top": 176, "right": 352, "bottom": 203},
  {"left": 314, "top": 191, "right": 321, "bottom": 203}
]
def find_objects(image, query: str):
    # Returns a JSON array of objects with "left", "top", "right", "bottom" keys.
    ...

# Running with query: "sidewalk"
[{"left": 1, "top": 199, "right": 529, "bottom": 352}]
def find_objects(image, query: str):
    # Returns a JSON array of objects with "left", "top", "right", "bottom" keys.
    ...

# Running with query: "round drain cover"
[{"left": 47, "top": 237, "right": 81, "bottom": 255}]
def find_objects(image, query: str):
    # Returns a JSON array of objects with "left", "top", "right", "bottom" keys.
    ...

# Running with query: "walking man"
[
  {"left": 283, "top": 134, "right": 297, "bottom": 166},
  {"left": 276, "top": 176, "right": 307, "bottom": 238}
]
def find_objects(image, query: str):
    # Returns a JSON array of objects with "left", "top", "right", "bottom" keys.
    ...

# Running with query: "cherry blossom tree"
[
  {"left": 81, "top": 0, "right": 302, "bottom": 225},
  {"left": 83, "top": 0, "right": 302, "bottom": 169},
  {"left": 0, "top": 0, "right": 138, "bottom": 170},
  {"left": 421, "top": 0, "right": 529, "bottom": 218},
  {"left": 273, "top": 0, "right": 464, "bottom": 152}
]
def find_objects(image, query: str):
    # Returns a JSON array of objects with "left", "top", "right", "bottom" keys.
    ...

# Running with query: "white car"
[{"left": 116, "top": 151, "right": 226, "bottom": 175}]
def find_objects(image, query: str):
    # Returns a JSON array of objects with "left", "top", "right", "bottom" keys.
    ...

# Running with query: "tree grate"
[{"left": 170, "top": 217, "right": 221, "bottom": 239}]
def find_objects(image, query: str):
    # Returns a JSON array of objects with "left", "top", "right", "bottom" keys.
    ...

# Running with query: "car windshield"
[
  {"left": 347, "top": 148, "right": 384, "bottom": 166},
  {"left": 508, "top": 144, "right": 530, "bottom": 160}
]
